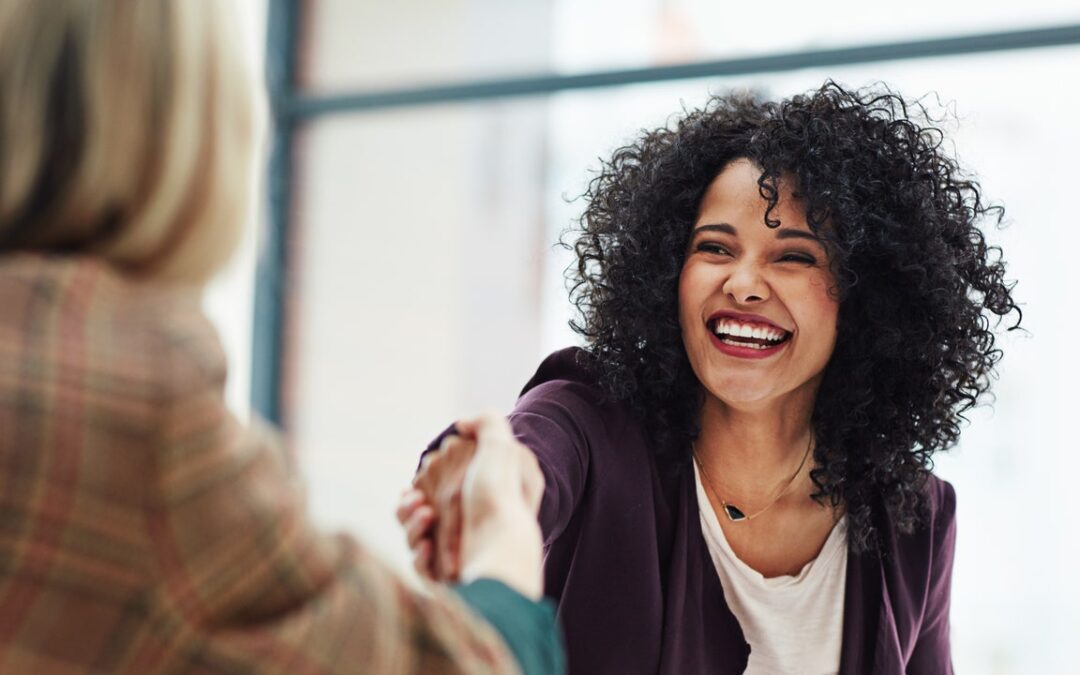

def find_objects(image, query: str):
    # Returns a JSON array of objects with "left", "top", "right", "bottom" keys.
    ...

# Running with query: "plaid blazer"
[{"left": 0, "top": 254, "right": 519, "bottom": 675}]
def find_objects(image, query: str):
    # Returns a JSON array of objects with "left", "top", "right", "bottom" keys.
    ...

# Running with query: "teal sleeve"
[{"left": 453, "top": 578, "right": 565, "bottom": 675}]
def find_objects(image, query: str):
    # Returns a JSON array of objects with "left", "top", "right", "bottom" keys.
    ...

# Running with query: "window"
[{"left": 241, "top": 3, "right": 1080, "bottom": 670}]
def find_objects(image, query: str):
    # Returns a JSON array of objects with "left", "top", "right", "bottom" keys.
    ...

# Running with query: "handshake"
[{"left": 397, "top": 413, "right": 546, "bottom": 600}]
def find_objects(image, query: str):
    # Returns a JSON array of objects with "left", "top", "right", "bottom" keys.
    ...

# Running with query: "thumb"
[
  {"left": 455, "top": 411, "right": 513, "bottom": 448},
  {"left": 459, "top": 411, "right": 543, "bottom": 514}
]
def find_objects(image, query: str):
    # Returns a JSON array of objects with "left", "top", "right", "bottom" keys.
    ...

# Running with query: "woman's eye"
[
  {"left": 697, "top": 242, "right": 731, "bottom": 255},
  {"left": 779, "top": 253, "right": 817, "bottom": 265}
]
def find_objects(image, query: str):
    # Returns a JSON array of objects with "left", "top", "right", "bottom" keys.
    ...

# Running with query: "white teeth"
[
  {"left": 712, "top": 319, "right": 788, "bottom": 343},
  {"left": 719, "top": 337, "right": 771, "bottom": 349}
]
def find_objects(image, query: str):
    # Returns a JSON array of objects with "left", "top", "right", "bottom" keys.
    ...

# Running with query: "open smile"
[{"left": 706, "top": 314, "right": 792, "bottom": 359}]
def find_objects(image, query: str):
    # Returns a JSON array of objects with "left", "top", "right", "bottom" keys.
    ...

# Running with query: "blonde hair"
[{"left": 0, "top": 0, "right": 262, "bottom": 283}]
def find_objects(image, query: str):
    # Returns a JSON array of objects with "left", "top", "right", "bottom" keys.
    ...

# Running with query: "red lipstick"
[{"left": 706, "top": 311, "right": 792, "bottom": 360}]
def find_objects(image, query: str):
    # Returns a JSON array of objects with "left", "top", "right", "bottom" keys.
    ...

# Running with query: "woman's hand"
[
  {"left": 455, "top": 413, "right": 545, "bottom": 598},
  {"left": 396, "top": 486, "right": 439, "bottom": 580},
  {"left": 405, "top": 434, "right": 477, "bottom": 581},
  {"left": 398, "top": 413, "right": 545, "bottom": 599}
]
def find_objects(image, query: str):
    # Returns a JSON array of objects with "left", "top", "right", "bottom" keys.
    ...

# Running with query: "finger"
[
  {"left": 437, "top": 493, "right": 463, "bottom": 580},
  {"left": 441, "top": 436, "right": 478, "bottom": 468},
  {"left": 412, "top": 539, "right": 434, "bottom": 579},
  {"left": 446, "top": 499, "right": 464, "bottom": 580},
  {"left": 405, "top": 505, "right": 435, "bottom": 548},
  {"left": 457, "top": 411, "right": 513, "bottom": 448},
  {"left": 395, "top": 489, "right": 426, "bottom": 524},
  {"left": 419, "top": 450, "right": 437, "bottom": 471},
  {"left": 413, "top": 453, "right": 439, "bottom": 495},
  {"left": 440, "top": 435, "right": 476, "bottom": 460},
  {"left": 455, "top": 410, "right": 502, "bottom": 437},
  {"left": 416, "top": 446, "right": 446, "bottom": 479}
]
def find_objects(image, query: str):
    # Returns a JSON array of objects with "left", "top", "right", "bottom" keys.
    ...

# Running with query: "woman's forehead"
[
  {"left": 702, "top": 160, "right": 802, "bottom": 208},
  {"left": 697, "top": 171, "right": 812, "bottom": 234}
]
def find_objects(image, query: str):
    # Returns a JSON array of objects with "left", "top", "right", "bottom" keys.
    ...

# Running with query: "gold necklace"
[{"left": 693, "top": 436, "right": 813, "bottom": 523}]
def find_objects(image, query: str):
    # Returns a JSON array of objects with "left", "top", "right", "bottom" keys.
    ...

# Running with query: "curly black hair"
[{"left": 566, "top": 81, "right": 1021, "bottom": 552}]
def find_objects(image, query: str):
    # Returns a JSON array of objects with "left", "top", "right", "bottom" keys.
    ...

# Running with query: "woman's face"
[{"left": 678, "top": 159, "right": 839, "bottom": 411}]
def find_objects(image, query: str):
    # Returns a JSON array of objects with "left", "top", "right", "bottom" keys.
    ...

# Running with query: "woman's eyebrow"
[
  {"left": 692, "top": 223, "right": 736, "bottom": 236},
  {"left": 775, "top": 228, "right": 822, "bottom": 243},
  {"left": 693, "top": 222, "right": 822, "bottom": 244}
]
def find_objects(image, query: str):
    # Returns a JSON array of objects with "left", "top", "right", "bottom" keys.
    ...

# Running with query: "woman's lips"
[{"left": 707, "top": 310, "right": 788, "bottom": 333}]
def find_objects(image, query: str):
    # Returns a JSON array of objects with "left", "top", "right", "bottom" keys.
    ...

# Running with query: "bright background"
[{"left": 213, "top": 2, "right": 1080, "bottom": 672}]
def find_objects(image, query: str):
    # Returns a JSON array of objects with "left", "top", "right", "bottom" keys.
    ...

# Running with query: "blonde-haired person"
[{"left": 0, "top": 2, "right": 562, "bottom": 674}]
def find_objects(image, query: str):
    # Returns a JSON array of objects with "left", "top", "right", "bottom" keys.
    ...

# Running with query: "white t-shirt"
[{"left": 694, "top": 462, "right": 848, "bottom": 675}]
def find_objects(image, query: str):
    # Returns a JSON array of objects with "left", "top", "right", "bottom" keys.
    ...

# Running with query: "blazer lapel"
[
  {"left": 871, "top": 565, "right": 905, "bottom": 674},
  {"left": 838, "top": 544, "right": 881, "bottom": 674},
  {"left": 839, "top": 538, "right": 909, "bottom": 675}
]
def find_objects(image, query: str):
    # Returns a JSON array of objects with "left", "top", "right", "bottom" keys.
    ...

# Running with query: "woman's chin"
[
  {"left": 701, "top": 372, "right": 825, "bottom": 414},
  {"left": 702, "top": 384, "right": 780, "bottom": 411}
]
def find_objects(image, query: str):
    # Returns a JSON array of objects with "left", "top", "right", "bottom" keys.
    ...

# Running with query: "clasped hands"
[{"left": 397, "top": 413, "right": 545, "bottom": 600}]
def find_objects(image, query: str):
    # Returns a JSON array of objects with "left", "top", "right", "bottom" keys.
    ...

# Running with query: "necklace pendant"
[{"left": 723, "top": 504, "right": 747, "bottom": 522}]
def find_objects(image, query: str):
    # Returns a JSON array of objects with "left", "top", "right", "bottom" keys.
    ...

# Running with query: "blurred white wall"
[{"left": 290, "top": 0, "right": 555, "bottom": 574}]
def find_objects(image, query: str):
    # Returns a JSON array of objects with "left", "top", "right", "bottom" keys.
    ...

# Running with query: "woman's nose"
[{"left": 722, "top": 262, "right": 769, "bottom": 305}]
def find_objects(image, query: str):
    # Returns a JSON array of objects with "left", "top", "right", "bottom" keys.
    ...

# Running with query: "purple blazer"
[{"left": 429, "top": 348, "right": 956, "bottom": 674}]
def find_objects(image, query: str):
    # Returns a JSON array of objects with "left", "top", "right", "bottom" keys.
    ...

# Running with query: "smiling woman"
[
  {"left": 680, "top": 160, "right": 843, "bottom": 585},
  {"left": 680, "top": 159, "right": 839, "bottom": 401},
  {"left": 403, "top": 81, "right": 1021, "bottom": 674}
]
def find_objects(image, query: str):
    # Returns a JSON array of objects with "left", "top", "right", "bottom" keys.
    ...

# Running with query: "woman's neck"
[{"left": 695, "top": 392, "right": 816, "bottom": 499}]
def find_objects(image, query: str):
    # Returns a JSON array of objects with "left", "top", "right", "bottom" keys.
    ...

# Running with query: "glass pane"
[
  {"left": 290, "top": 99, "right": 555, "bottom": 563},
  {"left": 552, "top": 0, "right": 1080, "bottom": 73},
  {"left": 304, "top": 0, "right": 555, "bottom": 92},
  {"left": 302, "top": 0, "right": 1080, "bottom": 92}
]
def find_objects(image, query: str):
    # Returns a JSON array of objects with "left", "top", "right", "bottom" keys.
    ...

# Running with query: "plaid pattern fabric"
[{"left": 0, "top": 254, "right": 520, "bottom": 675}]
